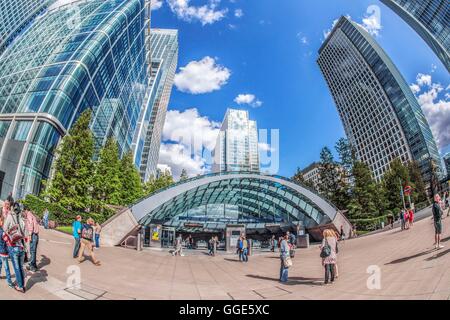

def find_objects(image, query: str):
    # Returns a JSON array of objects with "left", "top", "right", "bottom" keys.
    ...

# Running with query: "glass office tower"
[
  {"left": 212, "top": 109, "right": 260, "bottom": 173},
  {"left": 0, "top": 0, "right": 56, "bottom": 55},
  {"left": 133, "top": 29, "right": 178, "bottom": 181},
  {"left": 380, "top": 0, "right": 449, "bottom": 72},
  {"left": 317, "top": 16, "right": 443, "bottom": 183},
  {"left": 0, "top": 0, "right": 153, "bottom": 199}
]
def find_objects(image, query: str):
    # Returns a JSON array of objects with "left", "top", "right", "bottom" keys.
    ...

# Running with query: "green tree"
[
  {"left": 43, "top": 110, "right": 95, "bottom": 213},
  {"left": 382, "top": 158, "right": 411, "bottom": 213},
  {"left": 335, "top": 137, "right": 355, "bottom": 173},
  {"left": 179, "top": 168, "right": 189, "bottom": 181},
  {"left": 292, "top": 167, "right": 316, "bottom": 190},
  {"left": 407, "top": 161, "right": 427, "bottom": 204},
  {"left": 144, "top": 170, "right": 174, "bottom": 195},
  {"left": 119, "top": 151, "right": 144, "bottom": 205},
  {"left": 347, "top": 161, "right": 383, "bottom": 219},
  {"left": 93, "top": 138, "right": 122, "bottom": 208},
  {"left": 318, "top": 147, "right": 345, "bottom": 208}
]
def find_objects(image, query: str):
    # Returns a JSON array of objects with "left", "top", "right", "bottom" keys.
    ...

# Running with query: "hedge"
[{"left": 349, "top": 215, "right": 388, "bottom": 232}]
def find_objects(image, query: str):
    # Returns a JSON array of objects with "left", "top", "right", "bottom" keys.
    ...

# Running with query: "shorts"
[{"left": 434, "top": 221, "right": 442, "bottom": 234}]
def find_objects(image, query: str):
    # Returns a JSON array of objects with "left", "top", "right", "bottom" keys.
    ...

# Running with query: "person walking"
[
  {"left": 94, "top": 222, "right": 102, "bottom": 249},
  {"left": 208, "top": 236, "right": 214, "bottom": 256},
  {"left": 72, "top": 215, "right": 82, "bottom": 258},
  {"left": 242, "top": 236, "right": 249, "bottom": 262},
  {"left": 24, "top": 207, "right": 39, "bottom": 272},
  {"left": 320, "top": 229, "right": 338, "bottom": 285},
  {"left": 279, "top": 233, "right": 290, "bottom": 283},
  {"left": 399, "top": 209, "right": 405, "bottom": 231},
  {"left": 0, "top": 217, "right": 14, "bottom": 289},
  {"left": 237, "top": 236, "right": 243, "bottom": 261},
  {"left": 3, "top": 203, "right": 28, "bottom": 293},
  {"left": 270, "top": 235, "right": 275, "bottom": 252},
  {"left": 432, "top": 194, "right": 444, "bottom": 250},
  {"left": 340, "top": 225, "right": 345, "bottom": 241},
  {"left": 407, "top": 206, "right": 414, "bottom": 228},
  {"left": 172, "top": 234, "right": 183, "bottom": 256},
  {"left": 404, "top": 209, "right": 410, "bottom": 230},
  {"left": 42, "top": 209, "right": 49, "bottom": 229},
  {"left": 213, "top": 236, "right": 218, "bottom": 256},
  {"left": 77, "top": 218, "right": 101, "bottom": 265}
]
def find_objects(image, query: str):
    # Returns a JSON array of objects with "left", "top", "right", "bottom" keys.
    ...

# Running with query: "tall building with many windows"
[
  {"left": 380, "top": 0, "right": 449, "bottom": 72},
  {"left": 0, "top": 0, "right": 56, "bottom": 55},
  {"left": 0, "top": 0, "right": 155, "bottom": 199},
  {"left": 317, "top": 16, "right": 443, "bottom": 183},
  {"left": 133, "top": 28, "right": 178, "bottom": 181},
  {"left": 212, "top": 109, "right": 259, "bottom": 173}
]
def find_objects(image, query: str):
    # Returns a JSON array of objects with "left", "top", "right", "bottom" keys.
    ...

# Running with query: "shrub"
[{"left": 350, "top": 215, "right": 388, "bottom": 232}]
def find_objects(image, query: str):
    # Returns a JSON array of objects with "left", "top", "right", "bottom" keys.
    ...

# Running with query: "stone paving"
[{"left": 0, "top": 208, "right": 449, "bottom": 300}]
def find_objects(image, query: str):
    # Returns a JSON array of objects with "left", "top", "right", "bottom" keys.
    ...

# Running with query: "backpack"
[
  {"left": 81, "top": 224, "right": 94, "bottom": 241},
  {"left": 6, "top": 214, "right": 25, "bottom": 244},
  {"left": 320, "top": 238, "right": 331, "bottom": 258}
]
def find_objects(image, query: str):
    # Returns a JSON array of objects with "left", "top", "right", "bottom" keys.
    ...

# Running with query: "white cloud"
[
  {"left": 323, "top": 18, "right": 339, "bottom": 39},
  {"left": 234, "top": 8, "right": 243, "bottom": 18},
  {"left": 167, "top": 0, "right": 228, "bottom": 25},
  {"left": 296, "top": 32, "right": 309, "bottom": 45},
  {"left": 151, "top": 0, "right": 163, "bottom": 10},
  {"left": 159, "top": 108, "right": 221, "bottom": 179},
  {"left": 416, "top": 73, "right": 432, "bottom": 86},
  {"left": 234, "top": 93, "right": 263, "bottom": 108},
  {"left": 361, "top": 14, "right": 382, "bottom": 36},
  {"left": 411, "top": 74, "right": 450, "bottom": 150},
  {"left": 174, "top": 56, "right": 231, "bottom": 94}
]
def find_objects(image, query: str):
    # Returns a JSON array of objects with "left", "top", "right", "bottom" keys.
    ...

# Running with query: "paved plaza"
[{"left": 1, "top": 208, "right": 449, "bottom": 300}]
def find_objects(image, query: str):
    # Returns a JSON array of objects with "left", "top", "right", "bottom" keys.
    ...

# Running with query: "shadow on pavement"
[
  {"left": 25, "top": 269, "right": 48, "bottom": 291},
  {"left": 224, "top": 258, "right": 243, "bottom": 263},
  {"left": 246, "top": 274, "right": 323, "bottom": 286},
  {"left": 37, "top": 255, "right": 51, "bottom": 269},
  {"left": 385, "top": 248, "right": 436, "bottom": 264},
  {"left": 440, "top": 236, "right": 450, "bottom": 243},
  {"left": 425, "top": 248, "right": 450, "bottom": 261}
]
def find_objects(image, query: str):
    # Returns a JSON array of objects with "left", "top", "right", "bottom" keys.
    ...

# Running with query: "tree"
[
  {"left": 318, "top": 147, "right": 346, "bottom": 208},
  {"left": 93, "top": 138, "right": 122, "bottom": 209},
  {"left": 144, "top": 170, "right": 174, "bottom": 195},
  {"left": 407, "top": 161, "right": 427, "bottom": 204},
  {"left": 335, "top": 137, "right": 355, "bottom": 173},
  {"left": 119, "top": 151, "right": 144, "bottom": 205},
  {"left": 179, "top": 169, "right": 189, "bottom": 181},
  {"left": 347, "top": 161, "right": 383, "bottom": 219},
  {"left": 43, "top": 110, "right": 95, "bottom": 213},
  {"left": 292, "top": 167, "right": 316, "bottom": 190},
  {"left": 382, "top": 158, "right": 411, "bottom": 213}
]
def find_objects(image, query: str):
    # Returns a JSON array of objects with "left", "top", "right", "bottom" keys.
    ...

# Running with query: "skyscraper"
[
  {"left": 0, "top": 0, "right": 56, "bottom": 55},
  {"left": 212, "top": 109, "right": 259, "bottom": 173},
  {"left": 380, "top": 0, "right": 449, "bottom": 72},
  {"left": 0, "top": 0, "right": 154, "bottom": 199},
  {"left": 133, "top": 29, "right": 178, "bottom": 181},
  {"left": 317, "top": 16, "right": 443, "bottom": 183}
]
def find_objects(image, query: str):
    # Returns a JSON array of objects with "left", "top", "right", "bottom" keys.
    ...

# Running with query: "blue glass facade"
[
  {"left": 0, "top": 0, "right": 154, "bottom": 199},
  {"left": 380, "top": 0, "right": 449, "bottom": 72},
  {"left": 318, "top": 16, "right": 443, "bottom": 183}
]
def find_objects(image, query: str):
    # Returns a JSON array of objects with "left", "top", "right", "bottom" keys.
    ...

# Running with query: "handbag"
[
  {"left": 283, "top": 256, "right": 293, "bottom": 268},
  {"left": 320, "top": 238, "right": 331, "bottom": 258}
]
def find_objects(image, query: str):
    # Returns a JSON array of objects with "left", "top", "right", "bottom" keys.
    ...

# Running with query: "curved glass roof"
[{"left": 133, "top": 172, "right": 337, "bottom": 230}]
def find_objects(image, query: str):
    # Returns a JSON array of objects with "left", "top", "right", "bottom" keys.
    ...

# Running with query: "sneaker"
[
  {"left": 7, "top": 282, "right": 14, "bottom": 289},
  {"left": 14, "top": 285, "right": 25, "bottom": 293},
  {"left": 438, "top": 245, "right": 444, "bottom": 249}
]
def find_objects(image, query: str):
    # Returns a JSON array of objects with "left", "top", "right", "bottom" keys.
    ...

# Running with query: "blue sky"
[{"left": 151, "top": 0, "right": 450, "bottom": 179}]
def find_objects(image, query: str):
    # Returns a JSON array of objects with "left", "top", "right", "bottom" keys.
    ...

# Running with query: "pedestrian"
[
  {"left": 279, "top": 233, "right": 291, "bottom": 283},
  {"left": 24, "top": 207, "right": 39, "bottom": 272},
  {"left": 42, "top": 208, "right": 49, "bottom": 229},
  {"left": 432, "top": 194, "right": 444, "bottom": 250},
  {"left": 72, "top": 215, "right": 82, "bottom": 258},
  {"left": 3, "top": 202, "right": 27, "bottom": 293},
  {"left": 399, "top": 209, "right": 405, "bottom": 231},
  {"left": 270, "top": 235, "right": 275, "bottom": 252},
  {"left": 213, "top": 236, "right": 218, "bottom": 256},
  {"left": 352, "top": 225, "right": 357, "bottom": 238},
  {"left": 237, "top": 236, "right": 243, "bottom": 261},
  {"left": 404, "top": 209, "right": 410, "bottom": 230},
  {"left": 172, "top": 234, "right": 183, "bottom": 256},
  {"left": 77, "top": 218, "right": 101, "bottom": 265},
  {"left": 407, "top": 206, "right": 414, "bottom": 228},
  {"left": 208, "top": 236, "right": 214, "bottom": 256},
  {"left": 0, "top": 216, "right": 14, "bottom": 289},
  {"left": 320, "top": 229, "right": 338, "bottom": 285},
  {"left": 6, "top": 192, "right": 14, "bottom": 205},
  {"left": 94, "top": 222, "right": 101, "bottom": 249},
  {"left": 242, "top": 236, "right": 249, "bottom": 262}
]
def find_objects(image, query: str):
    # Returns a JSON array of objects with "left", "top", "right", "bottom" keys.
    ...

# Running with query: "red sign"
[{"left": 404, "top": 185, "right": 412, "bottom": 195}]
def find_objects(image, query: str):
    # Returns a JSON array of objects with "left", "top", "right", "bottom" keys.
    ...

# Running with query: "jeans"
[
  {"left": 400, "top": 219, "right": 405, "bottom": 230},
  {"left": 324, "top": 264, "right": 335, "bottom": 284},
  {"left": 95, "top": 234, "right": 100, "bottom": 248},
  {"left": 29, "top": 233, "right": 39, "bottom": 269},
  {"left": 280, "top": 256, "right": 289, "bottom": 282},
  {"left": 8, "top": 246, "right": 26, "bottom": 289},
  {"left": 0, "top": 255, "right": 13, "bottom": 285},
  {"left": 43, "top": 218, "right": 49, "bottom": 229},
  {"left": 73, "top": 237, "right": 81, "bottom": 258},
  {"left": 241, "top": 248, "right": 248, "bottom": 262}
]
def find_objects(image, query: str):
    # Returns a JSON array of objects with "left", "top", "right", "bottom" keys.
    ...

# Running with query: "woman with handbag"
[
  {"left": 279, "top": 233, "right": 291, "bottom": 283},
  {"left": 320, "top": 229, "right": 338, "bottom": 285}
]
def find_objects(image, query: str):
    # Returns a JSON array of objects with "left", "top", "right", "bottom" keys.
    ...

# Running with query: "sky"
[{"left": 151, "top": 0, "right": 450, "bottom": 179}]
